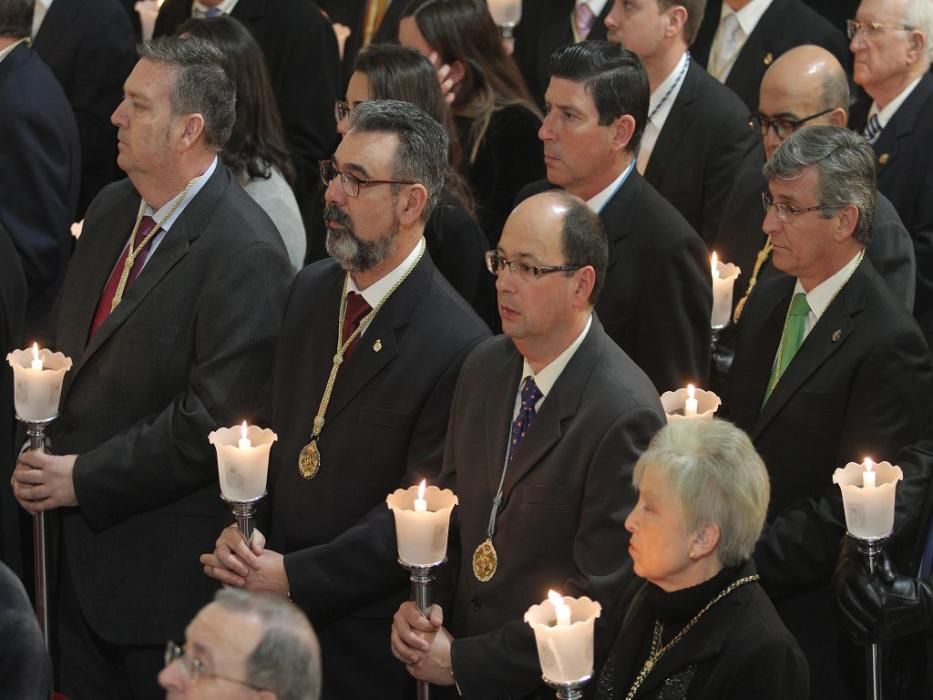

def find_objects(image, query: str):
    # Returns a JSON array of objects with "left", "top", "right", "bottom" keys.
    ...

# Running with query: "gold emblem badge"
[
  {"left": 763, "top": 52, "right": 773, "bottom": 66},
  {"left": 472, "top": 538, "right": 498, "bottom": 582},
  {"left": 298, "top": 440, "right": 321, "bottom": 479},
  {"left": 373, "top": 338, "right": 383, "bottom": 352},
  {"left": 879, "top": 153, "right": 890, "bottom": 165}
]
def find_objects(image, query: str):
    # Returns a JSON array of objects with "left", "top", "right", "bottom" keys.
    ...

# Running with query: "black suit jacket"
[
  {"left": 155, "top": 0, "right": 340, "bottom": 225},
  {"left": 727, "top": 261, "right": 933, "bottom": 697},
  {"left": 0, "top": 43, "right": 80, "bottom": 337},
  {"left": 643, "top": 59, "right": 757, "bottom": 245},
  {"left": 318, "top": 0, "right": 404, "bottom": 89},
  {"left": 692, "top": 0, "right": 850, "bottom": 112},
  {"left": 269, "top": 253, "right": 489, "bottom": 700},
  {"left": 442, "top": 320, "right": 665, "bottom": 698},
  {"left": 716, "top": 143, "right": 917, "bottom": 312},
  {"left": 513, "top": 0, "right": 610, "bottom": 107},
  {"left": 49, "top": 164, "right": 291, "bottom": 646},
  {"left": 850, "top": 74, "right": 933, "bottom": 335},
  {"left": 520, "top": 173, "right": 712, "bottom": 393},
  {"left": 0, "top": 562, "right": 50, "bottom": 700},
  {"left": 32, "top": 0, "right": 137, "bottom": 217}
]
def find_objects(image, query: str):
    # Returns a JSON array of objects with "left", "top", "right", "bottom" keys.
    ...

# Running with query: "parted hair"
[
  {"left": 137, "top": 36, "right": 236, "bottom": 151},
  {"left": 633, "top": 418, "right": 770, "bottom": 567}
]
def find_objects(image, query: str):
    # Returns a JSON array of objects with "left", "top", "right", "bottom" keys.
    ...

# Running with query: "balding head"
[{"left": 757, "top": 45, "right": 849, "bottom": 160}]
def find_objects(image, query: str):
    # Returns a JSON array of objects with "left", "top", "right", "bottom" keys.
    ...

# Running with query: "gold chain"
[
  {"left": 623, "top": 574, "right": 760, "bottom": 700},
  {"left": 733, "top": 239, "right": 772, "bottom": 324},
  {"left": 111, "top": 178, "right": 197, "bottom": 310},
  {"left": 305, "top": 243, "right": 426, "bottom": 447}
]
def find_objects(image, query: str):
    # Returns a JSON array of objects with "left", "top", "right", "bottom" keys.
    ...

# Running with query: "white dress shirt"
[
  {"left": 637, "top": 51, "right": 689, "bottom": 174},
  {"left": 347, "top": 237, "right": 426, "bottom": 336},
  {"left": 868, "top": 75, "right": 924, "bottom": 131},
  {"left": 191, "top": 0, "right": 239, "bottom": 17},
  {"left": 32, "top": 0, "right": 53, "bottom": 37},
  {"left": 709, "top": 0, "right": 772, "bottom": 81},
  {"left": 587, "top": 159, "right": 636, "bottom": 214},
  {"left": 794, "top": 250, "right": 863, "bottom": 339}
]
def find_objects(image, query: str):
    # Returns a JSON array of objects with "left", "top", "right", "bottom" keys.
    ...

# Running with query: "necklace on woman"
[{"left": 623, "top": 574, "right": 760, "bottom": 700}]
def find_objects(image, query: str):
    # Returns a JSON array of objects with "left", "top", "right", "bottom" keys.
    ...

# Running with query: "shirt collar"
[
  {"left": 793, "top": 250, "right": 863, "bottom": 322},
  {"left": 144, "top": 156, "right": 217, "bottom": 231},
  {"left": 191, "top": 0, "right": 239, "bottom": 17},
  {"left": 347, "top": 237, "right": 426, "bottom": 309},
  {"left": 869, "top": 75, "right": 924, "bottom": 129},
  {"left": 0, "top": 37, "right": 29, "bottom": 64},
  {"left": 648, "top": 51, "right": 689, "bottom": 127},
  {"left": 576, "top": 0, "right": 608, "bottom": 16},
  {"left": 722, "top": 0, "right": 772, "bottom": 36},
  {"left": 519, "top": 314, "right": 593, "bottom": 400},
  {"left": 586, "top": 159, "right": 636, "bottom": 214}
]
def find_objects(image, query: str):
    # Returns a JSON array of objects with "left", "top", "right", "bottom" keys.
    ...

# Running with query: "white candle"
[
  {"left": 209, "top": 424, "right": 277, "bottom": 502},
  {"left": 525, "top": 594, "right": 602, "bottom": 684},
  {"left": 710, "top": 253, "right": 741, "bottom": 329},
  {"left": 6, "top": 345, "right": 73, "bottom": 422},
  {"left": 684, "top": 384, "right": 698, "bottom": 417},
  {"left": 862, "top": 458, "right": 876, "bottom": 489},
  {"left": 387, "top": 483, "right": 458, "bottom": 567}
]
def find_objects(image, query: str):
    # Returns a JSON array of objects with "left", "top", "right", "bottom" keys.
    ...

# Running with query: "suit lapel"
[
  {"left": 873, "top": 73, "right": 933, "bottom": 179},
  {"left": 599, "top": 172, "right": 640, "bottom": 273},
  {"left": 753, "top": 265, "right": 865, "bottom": 438},
  {"left": 484, "top": 347, "right": 522, "bottom": 494},
  {"left": 728, "top": 0, "right": 786, "bottom": 88},
  {"left": 643, "top": 60, "right": 697, "bottom": 186}
]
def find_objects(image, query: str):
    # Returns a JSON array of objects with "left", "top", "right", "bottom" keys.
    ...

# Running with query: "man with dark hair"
[
  {"left": 604, "top": 0, "right": 757, "bottom": 244},
  {"left": 201, "top": 100, "right": 490, "bottom": 700},
  {"left": 726, "top": 125, "right": 933, "bottom": 698},
  {"left": 0, "top": 0, "right": 79, "bottom": 339},
  {"left": 691, "top": 0, "right": 849, "bottom": 111},
  {"left": 10, "top": 36, "right": 291, "bottom": 698},
  {"left": 160, "top": 589, "right": 321, "bottom": 700},
  {"left": 390, "top": 190, "right": 665, "bottom": 698},
  {"left": 520, "top": 40, "right": 712, "bottom": 394}
]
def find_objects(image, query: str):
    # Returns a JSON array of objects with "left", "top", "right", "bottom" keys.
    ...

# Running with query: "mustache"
[{"left": 323, "top": 204, "right": 353, "bottom": 229}]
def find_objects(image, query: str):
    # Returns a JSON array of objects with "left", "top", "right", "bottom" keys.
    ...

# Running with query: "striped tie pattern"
[{"left": 864, "top": 114, "right": 882, "bottom": 144}]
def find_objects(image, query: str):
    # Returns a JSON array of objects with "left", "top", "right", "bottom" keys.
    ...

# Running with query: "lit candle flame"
[
  {"left": 863, "top": 457, "right": 874, "bottom": 473},
  {"left": 417, "top": 479, "right": 426, "bottom": 501},
  {"left": 548, "top": 589, "right": 572, "bottom": 626},
  {"left": 30, "top": 342, "right": 43, "bottom": 371},
  {"left": 711, "top": 252, "right": 720, "bottom": 279},
  {"left": 237, "top": 421, "right": 252, "bottom": 449},
  {"left": 687, "top": 384, "right": 696, "bottom": 400},
  {"left": 414, "top": 479, "right": 428, "bottom": 512},
  {"left": 241, "top": 421, "right": 248, "bottom": 440}
]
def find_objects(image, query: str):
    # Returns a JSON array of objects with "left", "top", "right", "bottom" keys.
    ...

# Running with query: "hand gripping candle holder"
[
  {"left": 833, "top": 459, "right": 903, "bottom": 700},
  {"left": 7, "top": 346, "right": 73, "bottom": 648},
  {"left": 525, "top": 593, "right": 602, "bottom": 699},
  {"left": 387, "top": 483, "right": 458, "bottom": 700},
  {"left": 487, "top": 0, "right": 522, "bottom": 39},
  {"left": 659, "top": 386, "right": 721, "bottom": 422},
  {"left": 209, "top": 424, "right": 277, "bottom": 543}
]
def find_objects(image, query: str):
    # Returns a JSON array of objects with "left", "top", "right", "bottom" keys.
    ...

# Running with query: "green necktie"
[{"left": 764, "top": 292, "right": 810, "bottom": 403}]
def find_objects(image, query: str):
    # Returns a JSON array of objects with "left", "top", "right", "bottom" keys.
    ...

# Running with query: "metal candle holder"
[
  {"left": 854, "top": 535, "right": 886, "bottom": 700},
  {"left": 544, "top": 675, "right": 591, "bottom": 700},
  {"left": 221, "top": 492, "right": 265, "bottom": 544},
  {"left": 400, "top": 557, "right": 446, "bottom": 700}
]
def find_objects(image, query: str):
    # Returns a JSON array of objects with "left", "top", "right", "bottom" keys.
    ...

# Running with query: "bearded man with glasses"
[
  {"left": 848, "top": 0, "right": 933, "bottom": 348},
  {"left": 725, "top": 124, "right": 933, "bottom": 699}
]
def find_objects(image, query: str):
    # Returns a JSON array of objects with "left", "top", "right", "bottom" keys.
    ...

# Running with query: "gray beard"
[{"left": 324, "top": 204, "right": 400, "bottom": 272}]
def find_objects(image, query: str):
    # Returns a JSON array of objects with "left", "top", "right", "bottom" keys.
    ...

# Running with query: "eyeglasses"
[
  {"left": 334, "top": 100, "right": 352, "bottom": 123},
  {"left": 761, "top": 191, "right": 833, "bottom": 223},
  {"left": 319, "top": 160, "right": 417, "bottom": 198},
  {"left": 846, "top": 19, "right": 915, "bottom": 41},
  {"left": 748, "top": 108, "right": 835, "bottom": 139},
  {"left": 484, "top": 250, "right": 583, "bottom": 282},
  {"left": 164, "top": 641, "right": 265, "bottom": 691}
]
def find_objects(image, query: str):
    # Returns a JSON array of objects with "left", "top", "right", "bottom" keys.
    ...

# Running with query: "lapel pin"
[
  {"left": 373, "top": 339, "right": 383, "bottom": 352},
  {"left": 832, "top": 329, "right": 842, "bottom": 342},
  {"left": 878, "top": 153, "right": 890, "bottom": 165},
  {"left": 763, "top": 52, "right": 773, "bottom": 66}
]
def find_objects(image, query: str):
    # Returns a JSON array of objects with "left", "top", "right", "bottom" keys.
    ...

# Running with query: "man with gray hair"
[
  {"left": 726, "top": 125, "right": 933, "bottom": 697},
  {"left": 10, "top": 36, "right": 292, "bottom": 697},
  {"left": 848, "top": 0, "right": 933, "bottom": 346},
  {"left": 159, "top": 589, "right": 321, "bottom": 700},
  {"left": 201, "top": 100, "right": 489, "bottom": 699}
]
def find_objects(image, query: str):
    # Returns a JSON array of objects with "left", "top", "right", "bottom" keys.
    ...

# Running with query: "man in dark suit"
[
  {"left": 718, "top": 45, "right": 916, "bottom": 318},
  {"left": 848, "top": 0, "right": 933, "bottom": 346},
  {"left": 521, "top": 41, "right": 711, "bottom": 393},
  {"left": 10, "top": 37, "right": 291, "bottom": 698},
  {"left": 692, "top": 0, "right": 849, "bottom": 112},
  {"left": 201, "top": 100, "right": 490, "bottom": 700},
  {"left": 154, "top": 0, "right": 341, "bottom": 242},
  {"left": 514, "top": 0, "right": 611, "bottom": 106},
  {"left": 32, "top": 0, "right": 137, "bottom": 217},
  {"left": 0, "top": 0, "right": 79, "bottom": 338},
  {"left": 604, "top": 0, "right": 757, "bottom": 244},
  {"left": 727, "top": 125, "right": 933, "bottom": 698},
  {"left": 391, "top": 190, "right": 665, "bottom": 698}
]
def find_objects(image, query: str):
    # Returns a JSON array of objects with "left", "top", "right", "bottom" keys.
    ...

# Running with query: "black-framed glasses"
[
  {"left": 748, "top": 108, "right": 836, "bottom": 139},
  {"left": 846, "top": 19, "right": 914, "bottom": 41},
  {"left": 164, "top": 641, "right": 265, "bottom": 691},
  {"left": 319, "top": 159, "right": 417, "bottom": 198},
  {"left": 761, "top": 191, "right": 832, "bottom": 223},
  {"left": 484, "top": 250, "right": 583, "bottom": 282},
  {"left": 334, "top": 100, "right": 352, "bottom": 123}
]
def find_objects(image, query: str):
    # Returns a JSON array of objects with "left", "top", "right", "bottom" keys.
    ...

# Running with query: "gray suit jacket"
[
  {"left": 443, "top": 319, "right": 665, "bottom": 699},
  {"left": 49, "top": 164, "right": 291, "bottom": 645}
]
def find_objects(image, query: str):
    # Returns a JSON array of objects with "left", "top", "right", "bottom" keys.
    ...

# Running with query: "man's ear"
[
  {"left": 398, "top": 184, "right": 429, "bottom": 227},
  {"left": 833, "top": 203, "right": 860, "bottom": 242},
  {"left": 610, "top": 114, "right": 637, "bottom": 153},
  {"left": 178, "top": 113, "right": 206, "bottom": 149}
]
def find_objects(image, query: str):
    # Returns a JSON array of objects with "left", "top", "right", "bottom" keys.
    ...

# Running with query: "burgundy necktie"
[
  {"left": 89, "top": 215, "right": 158, "bottom": 339},
  {"left": 341, "top": 291, "right": 372, "bottom": 360}
]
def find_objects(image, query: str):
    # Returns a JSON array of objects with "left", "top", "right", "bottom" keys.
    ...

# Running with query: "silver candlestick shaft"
[
  {"left": 21, "top": 416, "right": 56, "bottom": 649},
  {"left": 221, "top": 493, "right": 264, "bottom": 544},
  {"left": 545, "top": 676, "right": 591, "bottom": 700},
  {"left": 857, "top": 537, "right": 885, "bottom": 700},
  {"left": 402, "top": 561, "right": 442, "bottom": 700}
]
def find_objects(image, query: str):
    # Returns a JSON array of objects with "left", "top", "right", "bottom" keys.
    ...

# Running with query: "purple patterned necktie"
[{"left": 508, "top": 377, "right": 543, "bottom": 462}]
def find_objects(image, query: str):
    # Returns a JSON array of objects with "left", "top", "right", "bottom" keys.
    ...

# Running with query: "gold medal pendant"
[
  {"left": 472, "top": 538, "right": 498, "bottom": 582},
  {"left": 298, "top": 440, "right": 321, "bottom": 479}
]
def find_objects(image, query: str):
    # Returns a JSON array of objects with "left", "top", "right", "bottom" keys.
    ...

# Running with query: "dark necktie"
[
  {"left": 89, "top": 215, "right": 158, "bottom": 339},
  {"left": 341, "top": 291, "right": 372, "bottom": 360},
  {"left": 863, "top": 114, "right": 882, "bottom": 144},
  {"left": 508, "top": 377, "right": 543, "bottom": 462}
]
